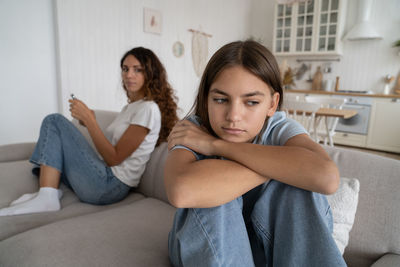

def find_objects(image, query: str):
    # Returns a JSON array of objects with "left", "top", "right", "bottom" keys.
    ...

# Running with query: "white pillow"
[{"left": 326, "top": 177, "right": 360, "bottom": 255}]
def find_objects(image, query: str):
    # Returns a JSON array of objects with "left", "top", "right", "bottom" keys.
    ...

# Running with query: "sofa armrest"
[
  {"left": 0, "top": 142, "right": 36, "bottom": 163},
  {"left": 0, "top": 110, "right": 117, "bottom": 163},
  {"left": 371, "top": 254, "right": 400, "bottom": 267}
]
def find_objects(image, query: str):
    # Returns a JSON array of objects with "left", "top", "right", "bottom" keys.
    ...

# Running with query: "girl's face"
[
  {"left": 207, "top": 66, "right": 279, "bottom": 143},
  {"left": 122, "top": 55, "right": 145, "bottom": 101}
]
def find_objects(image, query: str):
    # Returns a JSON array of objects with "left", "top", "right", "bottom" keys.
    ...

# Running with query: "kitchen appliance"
[
  {"left": 344, "top": 0, "right": 382, "bottom": 41},
  {"left": 335, "top": 96, "right": 372, "bottom": 135}
]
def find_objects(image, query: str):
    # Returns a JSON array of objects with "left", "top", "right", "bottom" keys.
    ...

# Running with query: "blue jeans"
[
  {"left": 168, "top": 180, "right": 346, "bottom": 267},
  {"left": 30, "top": 113, "right": 130, "bottom": 205}
]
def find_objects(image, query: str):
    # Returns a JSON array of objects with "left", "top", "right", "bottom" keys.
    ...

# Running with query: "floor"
[{"left": 335, "top": 145, "right": 400, "bottom": 161}]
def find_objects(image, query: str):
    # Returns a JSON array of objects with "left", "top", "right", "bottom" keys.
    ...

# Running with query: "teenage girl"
[
  {"left": 0, "top": 47, "right": 178, "bottom": 216},
  {"left": 165, "top": 40, "right": 346, "bottom": 266}
]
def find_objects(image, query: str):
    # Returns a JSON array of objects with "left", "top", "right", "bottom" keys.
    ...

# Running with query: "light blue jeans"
[
  {"left": 168, "top": 180, "right": 346, "bottom": 267},
  {"left": 30, "top": 114, "right": 130, "bottom": 205}
]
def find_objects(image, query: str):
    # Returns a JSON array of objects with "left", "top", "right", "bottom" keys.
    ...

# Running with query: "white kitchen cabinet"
[
  {"left": 273, "top": 0, "right": 347, "bottom": 56},
  {"left": 333, "top": 132, "right": 367, "bottom": 147},
  {"left": 367, "top": 98, "right": 400, "bottom": 153}
]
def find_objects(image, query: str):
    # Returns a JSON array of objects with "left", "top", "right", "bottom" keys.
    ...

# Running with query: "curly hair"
[{"left": 120, "top": 47, "right": 179, "bottom": 146}]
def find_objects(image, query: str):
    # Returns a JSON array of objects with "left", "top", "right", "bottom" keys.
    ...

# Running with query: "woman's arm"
[
  {"left": 69, "top": 99, "right": 149, "bottom": 166},
  {"left": 164, "top": 149, "right": 267, "bottom": 208}
]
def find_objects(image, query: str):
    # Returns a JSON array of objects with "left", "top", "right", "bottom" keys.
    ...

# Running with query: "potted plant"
[{"left": 394, "top": 39, "right": 400, "bottom": 56}]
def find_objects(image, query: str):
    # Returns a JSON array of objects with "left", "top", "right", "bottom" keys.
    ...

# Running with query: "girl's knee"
[{"left": 255, "top": 180, "right": 330, "bottom": 218}]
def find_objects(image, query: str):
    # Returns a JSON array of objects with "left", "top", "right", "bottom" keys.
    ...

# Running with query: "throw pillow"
[{"left": 326, "top": 177, "right": 360, "bottom": 255}]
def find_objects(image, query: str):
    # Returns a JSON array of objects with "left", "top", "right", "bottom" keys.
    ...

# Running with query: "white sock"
[
  {"left": 10, "top": 189, "right": 63, "bottom": 206},
  {"left": 0, "top": 187, "right": 61, "bottom": 216}
]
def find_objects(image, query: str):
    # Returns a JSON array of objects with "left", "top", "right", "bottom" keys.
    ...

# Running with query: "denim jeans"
[
  {"left": 30, "top": 113, "right": 130, "bottom": 205},
  {"left": 168, "top": 180, "right": 346, "bottom": 267}
]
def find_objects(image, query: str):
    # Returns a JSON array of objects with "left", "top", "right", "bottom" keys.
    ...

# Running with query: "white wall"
[
  {"left": 0, "top": 0, "right": 253, "bottom": 146},
  {"left": 252, "top": 0, "right": 400, "bottom": 94},
  {"left": 55, "top": 0, "right": 253, "bottom": 118},
  {"left": 0, "top": 0, "right": 59, "bottom": 145},
  {"left": 4, "top": 0, "right": 397, "bottom": 146}
]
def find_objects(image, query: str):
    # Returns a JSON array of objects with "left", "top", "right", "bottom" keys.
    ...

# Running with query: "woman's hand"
[
  {"left": 167, "top": 120, "right": 219, "bottom": 156},
  {"left": 68, "top": 99, "right": 95, "bottom": 127}
]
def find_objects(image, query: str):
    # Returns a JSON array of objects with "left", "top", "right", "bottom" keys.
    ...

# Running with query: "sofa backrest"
[
  {"left": 73, "top": 110, "right": 118, "bottom": 149},
  {"left": 324, "top": 145, "right": 400, "bottom": 267},
  {"left": 85, "top": 110, "right": 169, "bottom": 203},
  {"left": 137, "top": 142, "right": 169, "bottom": 203}
]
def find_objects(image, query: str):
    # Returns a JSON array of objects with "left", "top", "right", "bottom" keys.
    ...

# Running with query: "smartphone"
[{"left": 70, "top": 93, "right": 76, "bottom": 100}]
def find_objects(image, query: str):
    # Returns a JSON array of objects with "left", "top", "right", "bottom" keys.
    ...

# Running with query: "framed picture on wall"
[{"left": 143, "top": 8, "right": 162, "bottom": 35}]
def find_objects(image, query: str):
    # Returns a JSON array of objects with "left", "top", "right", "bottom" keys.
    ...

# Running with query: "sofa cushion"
[
  {"left": 326, "top": 177, "right": 360, "bottom": 255},
  {"left": 324, "top": 145, "right": 400, "bottom": 267},
  {"left": 0, "top": 198, "right": 176, "bottom": 267},
  {"left": 137, "top": 142, "right": 169, "bottom": 203},
  {"left": 371, "top": 253, "right": 400, "bottom": 267},
  {"left": 0, "top": 160, "right": 145, "bottom": 241},
  {"left": 0, "top": 142, "right": 36, "bottom": 163}
]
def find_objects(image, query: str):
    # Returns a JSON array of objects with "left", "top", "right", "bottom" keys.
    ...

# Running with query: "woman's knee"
[{"left": 42, "top": 113, "right": 67, "bottom": 126}]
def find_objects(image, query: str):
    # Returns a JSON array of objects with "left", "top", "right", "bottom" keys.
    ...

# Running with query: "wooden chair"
[
  {"left": 281, "top": 99, "right": 320, "bottom": 142},
  {"left": 304, "top": 96, "right": 346, "bottom": 146}
]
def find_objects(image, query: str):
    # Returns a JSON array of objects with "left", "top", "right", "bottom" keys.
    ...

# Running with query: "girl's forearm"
[
  {"left": 211, "top": 138, "right": 339, "bottom": 194},
  {"left": 165, "top": 156, "right": 268, "bottom": 208}
]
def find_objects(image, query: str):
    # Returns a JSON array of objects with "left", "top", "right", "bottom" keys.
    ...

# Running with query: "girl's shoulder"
[
  {"left": 185, "top": 114, "right": 201, "bottom": 126},
  {"left": 255, "top": 111, "right": 307, "bottom": 146}
]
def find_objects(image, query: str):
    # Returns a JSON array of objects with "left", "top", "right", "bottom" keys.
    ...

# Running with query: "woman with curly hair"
[{"left": 0, "top": 47, "right": 178, "bottom": 216}]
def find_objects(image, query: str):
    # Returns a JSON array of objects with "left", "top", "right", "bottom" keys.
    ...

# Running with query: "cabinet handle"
[
  {"left": 391, "top": 98, "right": 400, "bottom": 103},
  {"left": 343, "top": 133, "right": 348, "bottom": 137}
]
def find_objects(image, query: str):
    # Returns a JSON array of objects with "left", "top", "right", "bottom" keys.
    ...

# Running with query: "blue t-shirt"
[{"left": 174, "top": 111, "right": 307, "bottom": 161}]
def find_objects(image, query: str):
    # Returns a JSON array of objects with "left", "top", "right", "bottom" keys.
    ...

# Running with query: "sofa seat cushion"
[
  {"left": 371, "top": 253, "right": 400, "bottom": 267},
  {"left": 0, "top": 198, "right": 176, "bottom": 267},
  {"left": 0, "top": 160, "right": 145, "bottom": 241},
  {"left": 325, "top": 145, "right": 400, "bottom": 267}
]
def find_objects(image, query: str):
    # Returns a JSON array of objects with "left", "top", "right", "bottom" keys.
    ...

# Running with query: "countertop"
[{"left": 285, "top": 89, "right": 400, "bottom": 99}]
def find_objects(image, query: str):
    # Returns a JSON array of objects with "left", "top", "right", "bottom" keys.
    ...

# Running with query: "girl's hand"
[
  {"left": 167, "top": 120, "right": 219, "bottom": 156},
  {"left": 68, "top": 99, "right": 95, "bottom": 127}
]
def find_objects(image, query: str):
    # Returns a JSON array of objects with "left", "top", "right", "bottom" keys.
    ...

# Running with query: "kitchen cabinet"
[
  {"left": 367, "top": 98, "right": 400, "bottom": 153},
  {"left": 285, "top": 91, "right": 400, "bottom": 153},
  {"left": 333, "top": 132, "right": 367, "bottom": 147},
  {"left": 273, "top": 0, "right": 347, "bottom": 56}
]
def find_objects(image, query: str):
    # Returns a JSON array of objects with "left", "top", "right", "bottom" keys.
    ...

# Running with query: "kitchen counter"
[{"left": 285, "top": 89, "right": 400, "bottom": 99}]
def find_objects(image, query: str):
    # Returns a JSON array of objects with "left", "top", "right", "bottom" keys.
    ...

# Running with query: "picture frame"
[{"left": 143, "top": 8, "right": 162, "bottom": 35}]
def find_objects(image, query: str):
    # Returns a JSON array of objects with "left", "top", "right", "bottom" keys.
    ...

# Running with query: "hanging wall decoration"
[
  {"left": 172, "top": 41, "right": 184, "bottom": 58},
  {"left": 143, "top": 8, "right": 162, "bottom": 34},
  {"left": 188, "top": 28, "right": 212, "bottom": 77}
]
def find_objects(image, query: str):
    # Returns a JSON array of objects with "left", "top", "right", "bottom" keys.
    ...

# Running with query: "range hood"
[{"left": 344, "top": 0, "right": 382, "bottom": 41}]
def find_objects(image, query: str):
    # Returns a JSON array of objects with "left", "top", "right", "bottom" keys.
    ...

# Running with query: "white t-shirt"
[{"left": 105, "top": 99, "right": 161, "bottom": 187}]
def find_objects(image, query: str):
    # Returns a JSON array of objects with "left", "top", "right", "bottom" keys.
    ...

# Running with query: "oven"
[{"left": 335, "top": 96, "right": 372, "bottom": 135}]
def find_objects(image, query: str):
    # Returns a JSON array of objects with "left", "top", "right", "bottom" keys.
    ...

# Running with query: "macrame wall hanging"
[{"left": 188, "top": 28, "right": 212, "bottom": 77}]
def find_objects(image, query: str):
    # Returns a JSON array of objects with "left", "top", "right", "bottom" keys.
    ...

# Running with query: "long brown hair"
[
  {"left": 190, "top": 40, "right": 283, "bottom": 136},
  {"left": 120, "top": 47, "right": 178, "bottom": 145}
]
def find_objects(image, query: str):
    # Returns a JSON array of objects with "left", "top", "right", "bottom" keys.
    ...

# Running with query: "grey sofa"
[{"left": 0, "top": 110, "right": 399, "bottom": 267}]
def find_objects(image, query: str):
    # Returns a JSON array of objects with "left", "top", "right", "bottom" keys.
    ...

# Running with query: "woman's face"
[
  {"left": 207, "top": 66, "right": 279, "bottom": 143},
  {"left": 121, "top": 55, "right": 145, "bottom": 101}
]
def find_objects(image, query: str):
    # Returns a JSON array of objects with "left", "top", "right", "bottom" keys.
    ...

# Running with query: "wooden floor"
[{"left": 336, "top": 145, "right": 400, "bottom": 161}]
